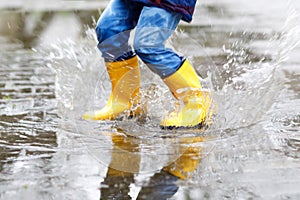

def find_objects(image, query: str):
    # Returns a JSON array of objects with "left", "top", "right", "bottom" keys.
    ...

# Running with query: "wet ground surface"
[{"left": 0, "top": 0, "right": 300, "bottom": 199}]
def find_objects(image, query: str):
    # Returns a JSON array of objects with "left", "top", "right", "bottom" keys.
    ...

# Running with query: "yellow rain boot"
[
  {"left": 160, "top": 60, "right": 211, "bottom": 129},
  {"left": 83, "top": 56, "right": 140, "bottom": 120}
]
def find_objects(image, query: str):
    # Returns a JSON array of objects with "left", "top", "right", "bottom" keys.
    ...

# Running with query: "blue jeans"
[{"left": 96, "top": 0, "right": 183, "bottom": 78}]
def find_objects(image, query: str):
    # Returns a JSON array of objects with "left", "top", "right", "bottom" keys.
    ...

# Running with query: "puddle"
[{"left": 0, "top": 0, "right": 300, "bottom": 199}]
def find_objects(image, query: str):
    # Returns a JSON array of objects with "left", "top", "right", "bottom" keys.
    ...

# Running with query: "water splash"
[
  {"left": 41, "top": 32, "right": 103, "bottom": 119},
  {"left": 209, "top": 1, "right": 299, "bottom": 133},
  {"left": 43, "top": 13, "right": 299, "bottom": 134}
]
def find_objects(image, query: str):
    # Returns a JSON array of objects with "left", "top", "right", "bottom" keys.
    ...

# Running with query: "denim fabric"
[
  {"left": 96, "top": 0, "right": 184, "bottom": 78},
  {"left": 132, "top": 0, "right": 197, "bottom": 22},
  {"left": 96, "top": 0, "right": 142, "bottom": 62}
]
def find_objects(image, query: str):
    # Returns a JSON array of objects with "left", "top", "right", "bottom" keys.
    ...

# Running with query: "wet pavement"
[{"left": 0, "top": 0, "right": 300, "bottom": 199}]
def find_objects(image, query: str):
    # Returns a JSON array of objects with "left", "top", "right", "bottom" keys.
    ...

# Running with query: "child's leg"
[
  {"left": 134, "top": 7, "right": 211, "bottom": 128},
  {"left": 133, "top": 6, "right": 183, "bottom": 78},
  {"left": 96, "top": 0, "right": 142, "bottom": 61},
  {"left": 83, "top": 0, "right": 143, "bottom": 120}
]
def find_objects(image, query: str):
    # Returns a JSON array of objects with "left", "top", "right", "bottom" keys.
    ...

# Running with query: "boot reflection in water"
[
  {"left": 137, "top": 136, "right": 203, "bottom": 200},
  {"left": 83, "top": 0, "right": 211, "bottom": 129},
  {"left": 100, "top": 133, "right": 203, "bottom": 199}
]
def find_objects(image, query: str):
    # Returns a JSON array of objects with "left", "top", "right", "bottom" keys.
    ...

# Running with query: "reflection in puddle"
[{"left": 97, "top": 131, "right": 204, "bottom": 199}]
